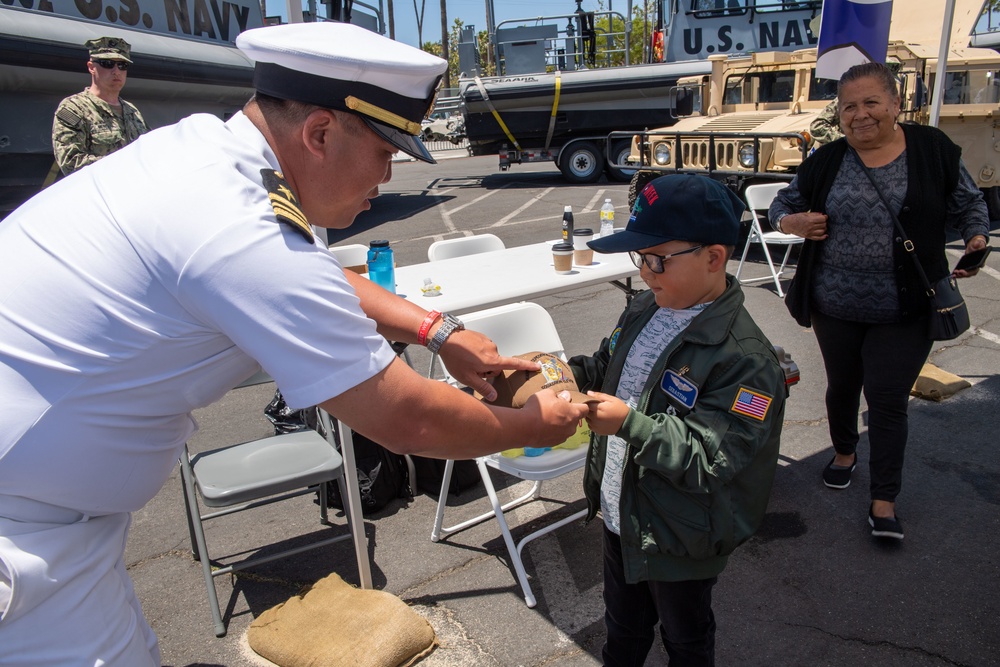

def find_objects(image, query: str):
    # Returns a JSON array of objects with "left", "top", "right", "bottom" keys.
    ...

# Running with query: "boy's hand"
[
  {"left": 583, "top": 391, "right": 629, "bottom": 436},
  {"left": 519, "top": 389, "right": 590, "bottom": 447}
]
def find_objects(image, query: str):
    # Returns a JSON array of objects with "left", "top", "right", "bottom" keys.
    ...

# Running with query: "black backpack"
[
  {"left": 410, "top": 456, "right": 482, "bottom": 497},
  {"left": 322, "top": 428, "right": 411, "bottom": 515}
]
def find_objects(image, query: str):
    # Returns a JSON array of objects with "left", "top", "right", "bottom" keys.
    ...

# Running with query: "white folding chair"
[
  {"left": 427, "top": 233, "right": 505, "bottom": 262},
  {"left": 180, "top": 371, "right": 371, "bottom": 637},
  {"left": 429, "top": 302, "right": 589, "bottom": 608},
  {"left": 735, "top": 182, "right": 804, "bottom": 297},
  {"left": 329, "top": 243, "right": 369, "bottom": 274},
  {"left": 424, "top": 234, "right": 508, "bottom": 378}
]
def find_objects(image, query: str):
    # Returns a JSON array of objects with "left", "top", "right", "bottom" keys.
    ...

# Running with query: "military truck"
[
  {"left": 615, "top": 2, "right": 1000, "bottom": 215},
  {"left": 617, "top": 41, "right": 1000, "bottom": 213},
  {"left": 458, "top": 0, "right": 824, "bottom": 183}
]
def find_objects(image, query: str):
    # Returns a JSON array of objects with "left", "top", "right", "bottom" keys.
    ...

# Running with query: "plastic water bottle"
[
  {"left": 600, "top": 199, "right": 615, "bottom": 237},
  {"left": 367, "top": 240, "right": 395, "bottom": 293}
]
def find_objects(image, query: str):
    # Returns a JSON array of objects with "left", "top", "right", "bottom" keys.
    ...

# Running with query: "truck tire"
[
  {"left": 606, "top": 140, "right": 638, "bottom": 183},
  {"left": 627, "top": 170, "right": 657, "bottom": 208},
  {"left": 983, "top": 186, "right": 1000, "bottom": 222},
  {"left": 559, "top": 141, "right": 603, "bottom": 183}
]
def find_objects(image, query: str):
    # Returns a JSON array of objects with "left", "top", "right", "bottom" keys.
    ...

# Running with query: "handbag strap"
[{"left": 850, "top": 148, "right": 936, "bottom": 296}]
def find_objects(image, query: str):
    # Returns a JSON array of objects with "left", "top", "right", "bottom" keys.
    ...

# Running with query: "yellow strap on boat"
[
  {"left": 543, "top": 71, "right": 561, "bottom": 151},
  {"left": 475, "top": 75, "right": 521, "bottom": 151}
]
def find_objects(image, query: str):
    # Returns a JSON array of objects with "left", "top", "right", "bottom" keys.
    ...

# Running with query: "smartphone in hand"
[{"left": 954, "top": 246, "right": 992, "bottom": 273}]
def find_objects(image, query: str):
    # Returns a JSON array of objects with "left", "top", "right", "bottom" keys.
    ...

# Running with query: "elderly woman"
[{"left": 769, "top": 62, "right": 990, "bottom": 540}]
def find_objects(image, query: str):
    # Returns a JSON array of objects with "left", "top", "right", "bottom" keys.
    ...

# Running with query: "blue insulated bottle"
[{"left": 367, "top": 240, "right": 395, "bottom": 293}]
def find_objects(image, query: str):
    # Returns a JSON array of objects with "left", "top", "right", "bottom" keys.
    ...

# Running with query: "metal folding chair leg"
[
  {"left": 431, "top": 458, "right": 573, "bottom": 608},
  {"left": 332, "top": 419, "right": 373, "bottom": 589}
]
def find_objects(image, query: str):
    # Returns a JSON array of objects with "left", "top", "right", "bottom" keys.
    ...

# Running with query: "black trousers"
[
  {"left": 811, "top": 310, "right": 933, "bottom": 502},
  {"left": 601, "top": 528, "right": 717, "bottom": 667}
]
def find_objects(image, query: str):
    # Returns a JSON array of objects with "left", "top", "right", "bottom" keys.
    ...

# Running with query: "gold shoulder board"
[{"left": 260, "top": 169, "right": 313, "bottom": 242}]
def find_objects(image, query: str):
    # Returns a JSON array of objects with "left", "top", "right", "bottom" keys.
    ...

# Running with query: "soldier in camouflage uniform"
[
  {"left": 52, "top": 37, "right": 148, "bottom": 176},
  {"left": 809, "top": 98, "right": 843, "bottom": 148}
]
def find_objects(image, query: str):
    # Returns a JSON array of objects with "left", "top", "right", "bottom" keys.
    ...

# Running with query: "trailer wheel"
[
  {"left": 559, "top": 141, "right": 603, "bottom": 183},
  {"left": 606, "top": 140, "right": 638, "bottom": 183}
]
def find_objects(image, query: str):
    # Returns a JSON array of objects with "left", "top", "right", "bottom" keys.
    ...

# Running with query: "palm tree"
[
  {"left": 413, "top": 0, "right": 426, "bottom": 47},
  {"left": 440, "top": 0, "right": 450, "bottom": 89}
]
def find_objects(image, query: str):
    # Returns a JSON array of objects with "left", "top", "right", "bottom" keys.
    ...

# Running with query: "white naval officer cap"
[{"left": 236, "top": 22, "right": 447, "bottom": 163}]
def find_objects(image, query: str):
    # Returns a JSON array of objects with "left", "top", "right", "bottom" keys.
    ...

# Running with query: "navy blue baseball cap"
[{"left": 588, "top": 175, "right": 745, "bottom": 253}]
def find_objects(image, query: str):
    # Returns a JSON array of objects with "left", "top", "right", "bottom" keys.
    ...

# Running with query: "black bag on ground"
[
  {"left": 323, "top": 429, "right": 411, "bottom": 514},
  {"left": 410, "top": 456, "right": 482, "bottom": 497}
]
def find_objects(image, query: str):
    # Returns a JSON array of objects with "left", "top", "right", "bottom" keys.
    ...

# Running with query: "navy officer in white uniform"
[{"left": 0, "top": 22, "right": 589, "bottom": 666}]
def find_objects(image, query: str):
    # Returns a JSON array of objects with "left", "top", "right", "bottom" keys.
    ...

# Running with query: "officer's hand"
[
  {"left": 781, "top": 212, "right": 829, "bottom": 241},
  {"left": 583, "top": 391, "right": 630, "bottom": 436},
  {"left": 518, "top": 389, "right": 589, "bottom": 447},
  {"left": 438, "top": 329, "right": 540, "bottom": 401}
]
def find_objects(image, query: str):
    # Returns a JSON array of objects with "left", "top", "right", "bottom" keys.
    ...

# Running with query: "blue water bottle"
[{"left": 367, "top": 240, "right": 395, "bottom": 293}]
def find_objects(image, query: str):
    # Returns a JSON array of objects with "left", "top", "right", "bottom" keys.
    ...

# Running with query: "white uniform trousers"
[{"left": 0, "top": 496, "right": 160, "bottom": 666}]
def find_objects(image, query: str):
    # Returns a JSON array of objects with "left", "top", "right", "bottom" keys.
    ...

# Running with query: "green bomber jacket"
[{"left": 569, "top": 277, "right": 785, "bottom": 583}]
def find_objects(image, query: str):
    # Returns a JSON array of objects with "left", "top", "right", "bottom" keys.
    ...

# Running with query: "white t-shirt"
[
  {"left": 601, "top": 303, "right": 709, "bottom": 535},
  {"left": 0, "top": 112, "right": 397, "bottom": 516}
]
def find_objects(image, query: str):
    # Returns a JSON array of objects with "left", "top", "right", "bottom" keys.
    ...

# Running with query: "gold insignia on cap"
[
  {"left": 345, "top": 95, "right": 421, "bottom": 135},
  {"left": 260, "top": 169, "right": 313, "bottom": 242}
]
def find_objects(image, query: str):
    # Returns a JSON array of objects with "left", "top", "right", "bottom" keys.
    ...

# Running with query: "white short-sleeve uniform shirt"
[
  {"left": 0, "top": 112, "right": 396, "bottom": 516},
  {"left": 0, "top": 112, "right": 397, "bottom": 664}
]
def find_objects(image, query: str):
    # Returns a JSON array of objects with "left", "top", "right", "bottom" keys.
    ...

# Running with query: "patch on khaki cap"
[{"left": 478, "top": 352, "right": 599, "bottom": 408}]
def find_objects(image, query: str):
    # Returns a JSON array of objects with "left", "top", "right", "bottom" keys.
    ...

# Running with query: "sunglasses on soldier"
[{"left": 93, "top": 60, "right": 129, "bottom": 71}]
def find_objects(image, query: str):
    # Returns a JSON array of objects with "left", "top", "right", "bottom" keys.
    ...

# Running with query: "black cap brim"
[
  {"left": 361, "top": 117, "right": 436, "bottom": 164},
  {"left": 587, "top": 229, "right": 679, "bottom": 254}
]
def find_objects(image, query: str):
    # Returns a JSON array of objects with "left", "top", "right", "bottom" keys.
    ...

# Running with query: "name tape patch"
[
  {"left": 661, "top": 369, "right": 699, "bottom": 410},
  {"left": 730, "top": 386, "right": 772, "bottom": 422}
]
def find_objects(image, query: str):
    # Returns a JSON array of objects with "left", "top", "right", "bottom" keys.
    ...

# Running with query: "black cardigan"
[{"left": 784, "top": 123, "right": 961, "bottom": 326}]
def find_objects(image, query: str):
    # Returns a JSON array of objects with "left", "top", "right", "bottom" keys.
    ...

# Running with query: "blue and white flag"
[{"left": 816, "top": 0, "right": 894, "bottom": 80}]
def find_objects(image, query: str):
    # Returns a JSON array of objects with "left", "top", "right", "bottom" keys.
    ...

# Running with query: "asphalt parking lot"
[{"left": 128, "top": 154, "right": 1000, "bottom": 666}]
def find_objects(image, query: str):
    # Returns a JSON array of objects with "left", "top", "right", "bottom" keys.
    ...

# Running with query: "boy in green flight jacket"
[{"left": 570, "top": 174, "right": 785, "bottom": 667}]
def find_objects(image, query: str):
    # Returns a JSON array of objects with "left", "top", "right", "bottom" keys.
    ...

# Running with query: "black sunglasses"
[
  {"left": 93, "top": 60, "right": 129, "bottom": 71},
  {"left": 629, "top": 245, "right": 704, "bottom": 274}
]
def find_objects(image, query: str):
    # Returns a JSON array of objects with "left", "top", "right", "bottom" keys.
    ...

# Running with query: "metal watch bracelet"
[
  {"left": 426, "top": 313, "right": 465, "bottom": 354},
  {"left": 774, "top": 212, "right": 787, "bottom": 233}
]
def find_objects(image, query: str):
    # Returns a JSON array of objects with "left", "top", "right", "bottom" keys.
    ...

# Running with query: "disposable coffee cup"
[
  {"left": 552, "top": 242, "right": 574, "bottom": 274},
  {"left": 573, "top": 228, "right": 594, "bottom": 266}
]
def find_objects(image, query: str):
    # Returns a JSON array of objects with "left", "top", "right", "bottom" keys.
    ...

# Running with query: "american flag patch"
[{"left": 730, "top": 387, "right": 772, "bottom": 421}]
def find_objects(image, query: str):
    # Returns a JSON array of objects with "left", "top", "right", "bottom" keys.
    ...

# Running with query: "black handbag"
[{"left": 853, "top": 150, "right": 970, "bottom": 341}]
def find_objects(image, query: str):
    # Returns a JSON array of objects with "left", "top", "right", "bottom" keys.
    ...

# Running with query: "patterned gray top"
[
  {"left": 772, "top": 153, "right": 989, "bottom": 323},
  {"left": 814, "top": 151, "right": 905, "bottom": 322}
]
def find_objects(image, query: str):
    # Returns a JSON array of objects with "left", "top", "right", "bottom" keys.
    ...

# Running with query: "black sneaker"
[
  {"left": 869, "top": 508, "right": 904, "bottom": 540},
  {"left": 822, "top": 454, "right": 856, "bottom": 489}
]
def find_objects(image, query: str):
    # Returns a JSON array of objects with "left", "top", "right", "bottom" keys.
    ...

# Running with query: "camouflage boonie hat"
[{"left": 85, "top": 37, "right": 132, "bottom": 63}]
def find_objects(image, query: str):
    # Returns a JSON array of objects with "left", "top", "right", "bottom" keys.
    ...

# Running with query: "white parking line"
[
  {"left": 979, "top": 264, "right": 1000, "bottom": 281},
  {"left": 438, "top": 199, "right": 458, "bottom": 234},
  {"left": 445, "top": 184, "right": 508, "bottom": 216},
  {"left": 582, "top": 189, "right": 607, "bottom": 213},
  {"left": 974, "top": 326, "right": 1000, "bottom": 346},
  {"left": 490, "top": 187, "right": 555, "bottom": 227}
]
